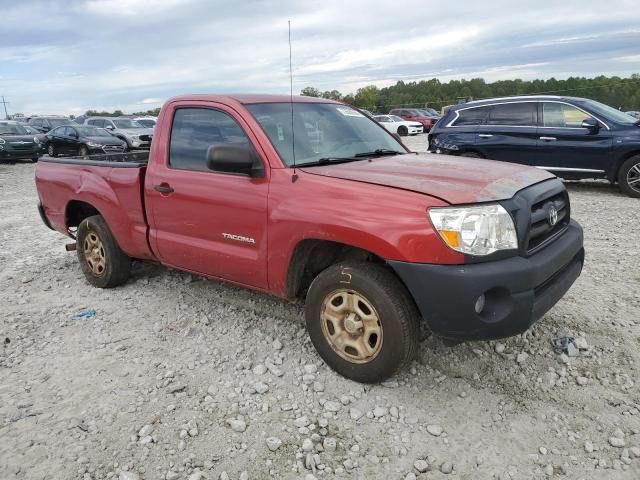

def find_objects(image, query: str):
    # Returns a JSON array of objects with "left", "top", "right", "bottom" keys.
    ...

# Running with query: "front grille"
[
  {"left": 11, "top": 143, "right": 35, "bottom": 151},
  {"left": 102, "top": 145, "right": 125, "bottom": 152},
  {"left": 526, "top": 190, "right": 570, "bottom": 254}
]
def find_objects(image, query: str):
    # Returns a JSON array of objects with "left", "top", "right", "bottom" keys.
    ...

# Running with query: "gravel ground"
[{"left": 1, "top": 142, "right": 640, "bottom": 480}]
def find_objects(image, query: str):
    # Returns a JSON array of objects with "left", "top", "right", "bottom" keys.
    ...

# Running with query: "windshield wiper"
[
  {"left": 353, "top": 149, "right": 404, "bottom": 158},
  {"left": 313, "top": 157, "right": 363, "bottom": 165}
]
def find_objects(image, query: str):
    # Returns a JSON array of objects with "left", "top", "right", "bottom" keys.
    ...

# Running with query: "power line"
[{"left": 0, "top": 96, "right": 8, "bottom": 120}]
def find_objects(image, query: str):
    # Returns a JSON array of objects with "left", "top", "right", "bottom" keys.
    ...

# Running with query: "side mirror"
[
  {"left": 207, "top": 144, "right": 264, "bottom": 178},
  {"left": 581, "top": 118, "right": 600, "bottom": 131},
  {"left": 105, "top": 125, "right": 115, "bottom": 130}
]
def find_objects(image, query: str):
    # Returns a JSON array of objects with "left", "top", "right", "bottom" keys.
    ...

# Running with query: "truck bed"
[
  {"left": 38, "top": 151, "right": 149, "bottom": 168},
  {"left": 35, "top": 153, "right": 155, "bottom": 260}
]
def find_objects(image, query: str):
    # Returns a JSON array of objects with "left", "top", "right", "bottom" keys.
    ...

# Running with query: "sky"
[{"left": 1, "top": 0, "right": 639, "bottom": 116}]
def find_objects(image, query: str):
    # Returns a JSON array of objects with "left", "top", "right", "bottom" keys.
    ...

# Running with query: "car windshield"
[
  {"left": 423, "top": 108, "right": 440, "bottom": 117},
  {"left": 136, "top": 119, "right": 156, "bottom": 127},
  {"left": 390, "top": 115, "right": 405, "bottom": 122},
  {"left": 113, "top": 119, "right": 143, "bottom": 129},
  {"left": 23, "top": 125, "right": 37, "bottom": 133},
  {"left": 582, "top": 100, "right": 638, "bottom": 125},
  {"left": 0, "top": 123, "right": 28, "bottom": 135},
  {"left": 247, "top": 103, "right": 406, "bottom": 167},
  {"left": 48, "top": 118, "right": 69, "bottom": 128},
  {"left": 76, "top": 126, "right": 112, "bottom": 137}
]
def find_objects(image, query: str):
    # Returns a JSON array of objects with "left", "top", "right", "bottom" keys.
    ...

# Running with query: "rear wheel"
[
  {"left": 305, "top": 262, "right": 420, "bottom": 383},
  {"left": 397, "top": 126, "right": 408, "bottom": 136},
  {"left": 47, "top": 144, "right": 57, "bottom": 157},
  {"left": 618, "top": 155, "right": 640, "bottom": 198},
  {"left": 76, "top": 215, "right": 131, "bottom": 288}
]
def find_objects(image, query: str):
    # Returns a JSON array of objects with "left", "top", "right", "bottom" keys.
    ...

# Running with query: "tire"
[
  {"left": 79, "top": 145, "right": 90, "bottom": 158},
  {"left": 305, "top": 262, "right": 420, "bottom": 383},
  {"left": 460, "top": 151, "right": 484, "bottom": 158},
  {"left": 31, "top": 156, "right": 39, "bottom": 163},
  {"left": 397, "top": 126, "right": 408, "bottom": 137},
  {"left": 76, "top": 215, "right": 131, "bottom": 288},
  {"left": 47, "top": 144, "right": 57, "bottom": 157},
  {"left": 617, "top": 155, "right": 640, "bottom": 198}
]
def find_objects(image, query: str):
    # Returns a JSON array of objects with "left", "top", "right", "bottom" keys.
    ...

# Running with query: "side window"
[
  {"left": 452, "top": 106, "right": 490, "bottom": 126},
  {"left": 543, "top": 103, "right": 592, "bottom": 128},
  {"left": 66, "top": 126, "right": 77, "bottom": 137},
  {"left": 32, "top": 118, "right": 42, "bottom": 127},
  {"left": 486, "top": 102, "right": 537, "bottom": 126},
  {"left": 169, "top": 108, "right": 252, "bottom": 172},
  {"left": 87, "top": 119, "right": 101, "bottom": 127},
  {"left": 51, "top": 127, "right": 64, "bottom": 136}
]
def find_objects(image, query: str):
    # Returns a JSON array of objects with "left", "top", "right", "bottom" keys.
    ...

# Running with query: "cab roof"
[{"left": 166, "top": 94, "right": 340, "bottom": 105}]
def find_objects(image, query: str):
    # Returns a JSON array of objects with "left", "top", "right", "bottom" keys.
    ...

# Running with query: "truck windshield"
[
  {"left": 246, "top": 103, "right": 406, "bottom": 167},
  {"left": 582, "top": 100, "right": 638, "bottom": 125}
]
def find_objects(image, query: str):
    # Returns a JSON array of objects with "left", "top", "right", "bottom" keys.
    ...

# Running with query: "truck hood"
[{"left": 300, "top": 153, "right": 554, "bottom": 204}]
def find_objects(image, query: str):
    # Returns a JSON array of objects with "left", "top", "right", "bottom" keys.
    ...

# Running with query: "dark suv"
[
  {"left": 428, "top": 96, "right": 640, "bottom": 197},
  {"left": 28, "top": 116, "right": 72, "bottom": 133}
]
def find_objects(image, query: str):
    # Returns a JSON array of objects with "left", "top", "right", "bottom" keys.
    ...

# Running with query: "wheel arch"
[
  {"left": 65, "top": 200, "right": 102, "bottom": 231},
  {"left": 285, "top": 239, "right": 388, "bottom": 299},
  {"left": 610, "top": 149, "right": 640, "bottom": 182}
]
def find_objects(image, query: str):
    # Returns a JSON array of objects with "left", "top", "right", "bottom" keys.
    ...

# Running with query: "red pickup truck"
[{"left": 36, "top": 94, "right": 584, "bottom": 383}]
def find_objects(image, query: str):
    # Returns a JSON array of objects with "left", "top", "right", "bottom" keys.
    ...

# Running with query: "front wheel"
[
  {"left": 305, "top": 262, "right": 420, "bottom": 383},
  {"left": 397, "top": 126, "right": 408, "bottom": 136},
  {"left": 618, "top": 155, "right": 640, "bottom": 198},
  {"left": 76, "top": 215, "right": 131, "bottom": 288},
  {"left": 47, "top": 144, "right": 57, "bottom": 157},
  {"left": 79, "top": 145, "right": 90, "bottom": 158}
]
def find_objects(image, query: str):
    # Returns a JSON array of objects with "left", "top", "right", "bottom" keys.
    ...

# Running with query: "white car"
[{"left": 374, "top": 115, "right": 423, "bottom": 136}]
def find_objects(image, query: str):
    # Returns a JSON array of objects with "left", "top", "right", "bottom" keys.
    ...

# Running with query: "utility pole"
[{"left": 0, "top": 96, "right": 8, "bottom": 119}]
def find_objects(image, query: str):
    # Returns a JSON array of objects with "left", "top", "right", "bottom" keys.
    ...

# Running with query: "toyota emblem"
[{"left": 548, "top": 206, "right": 558, "bottom": 227}]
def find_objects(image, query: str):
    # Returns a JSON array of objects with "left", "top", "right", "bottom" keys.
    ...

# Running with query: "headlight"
[
  {"left": 86, "top": 142, "right": 102, "bottom": 148},
  {"left": 428, "top": 204, "right": 517, "bottom": 256},
  {"left": 0, "top": 138, "right": 5, "bottom": 145},
  {"left": 33, "top": 136, "right": 40, "bottom": 144}
]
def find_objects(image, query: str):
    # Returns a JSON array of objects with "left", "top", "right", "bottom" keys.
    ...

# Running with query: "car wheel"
[
  {"left": 76, "top": 215, "right": 131, "bottom": 288},
  {"left": 397, "top": 126, "right": 408, "bottom": 137},
  {"left": 460, "top": 152, "right": 484, "bottom": 158},
  {"left": 618, "top": 155, "right": 640, "bottom": 198},
  {"left": 31, "top": 156, "right": 39, "bottom": 163},
  {"left": 305, "top": 262, "right": 420, "bottom": 383},
  {"left": 47, "top": 144, "right": 57, "bottom": 157},
  {"left": 79, "top": 145, "right": 90, "bottom": 158}
]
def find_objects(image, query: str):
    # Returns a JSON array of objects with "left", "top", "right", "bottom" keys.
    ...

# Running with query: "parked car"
[
  {"left": 626, "top": 111, "right": 640, "bottom": 120},
  {"left": 84, "top": 117, "right": 153, "bottom": 150},
  {"left": 73, "top": 115, "right": 89, "bottom": 125},
  {"left": 134, "top": 117, "right": 157, "bottom": 128},
  {"left": 22, "top": 124, "right": 48, "bottom": 153},
  {"left": 374, "top": 115, "right": 423, "bottom": 136},
  {"left": 420, "top": 107, "right": 441, "bottom": 119},
  {"left": 45, "top": 125, "right": 127, "bottom": 157},
  {"left": 388, "top": 108, "right": 438, "bottom": 132},
  {"left": 35, "top": 94, "right": 584, "bottom": 383},
  {"left": 28, "top": 116, "right": 72, "bottom": 133},
  {"left": 429, "top": 95, "right": 640, "bottom": 198},
  {"left": 0, "top": 121, "right": 42, "bottom": 162}
]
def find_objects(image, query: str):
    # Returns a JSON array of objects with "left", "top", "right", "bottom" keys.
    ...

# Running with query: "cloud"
[{"left": 0, "top": 0, "right": 638, "bottom": 115}]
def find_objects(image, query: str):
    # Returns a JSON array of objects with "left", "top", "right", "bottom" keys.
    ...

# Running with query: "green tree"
[{"left": 300, "top": 87, "right": 321, "bottom": 97}]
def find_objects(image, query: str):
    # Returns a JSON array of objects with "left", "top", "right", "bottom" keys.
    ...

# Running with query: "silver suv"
[{"left": 84, "top": 117, "right": 153, "bottom": 150}]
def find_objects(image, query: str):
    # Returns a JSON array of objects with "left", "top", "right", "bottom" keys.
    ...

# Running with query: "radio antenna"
[{"left": 288, "top": 20, "right": 298, "bottom": 183}]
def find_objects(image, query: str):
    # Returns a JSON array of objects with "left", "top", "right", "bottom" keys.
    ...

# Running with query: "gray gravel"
[{"left": 1, "top": 148, "right": 640, "bottom": 479}]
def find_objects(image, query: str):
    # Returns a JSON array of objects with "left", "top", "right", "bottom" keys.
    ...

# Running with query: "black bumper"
[
  {"left": 389, "top": 220, "right": 584, "bottom": 340},
  {"left": 37, "top": 203, "right": 54, "bottom": 230}
]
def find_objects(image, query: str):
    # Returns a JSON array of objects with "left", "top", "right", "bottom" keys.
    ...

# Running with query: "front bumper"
[
  {"left": 409, "top": 126, "right": 424, "bottom": 135},
  {"left": 0, "top": 145, "right": 41, "bottom": 159},
  {"left": 389, "top": 220, "right": 584, "bottom": 340}
]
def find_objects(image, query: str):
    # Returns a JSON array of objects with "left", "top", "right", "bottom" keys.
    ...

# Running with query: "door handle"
[
  {"left": 478, "top": 134, "right": 493, "bottom": 138},
  {"left": 539, "top": 136, "right": 557, "bottom": 141},
  {"left": 154, "top": 183, "right": 175, "bottom": 194}
]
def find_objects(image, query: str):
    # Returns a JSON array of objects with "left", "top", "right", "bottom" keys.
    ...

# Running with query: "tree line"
[{"left": 301, "top": 74, "right": 640, "bottom": 113}]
